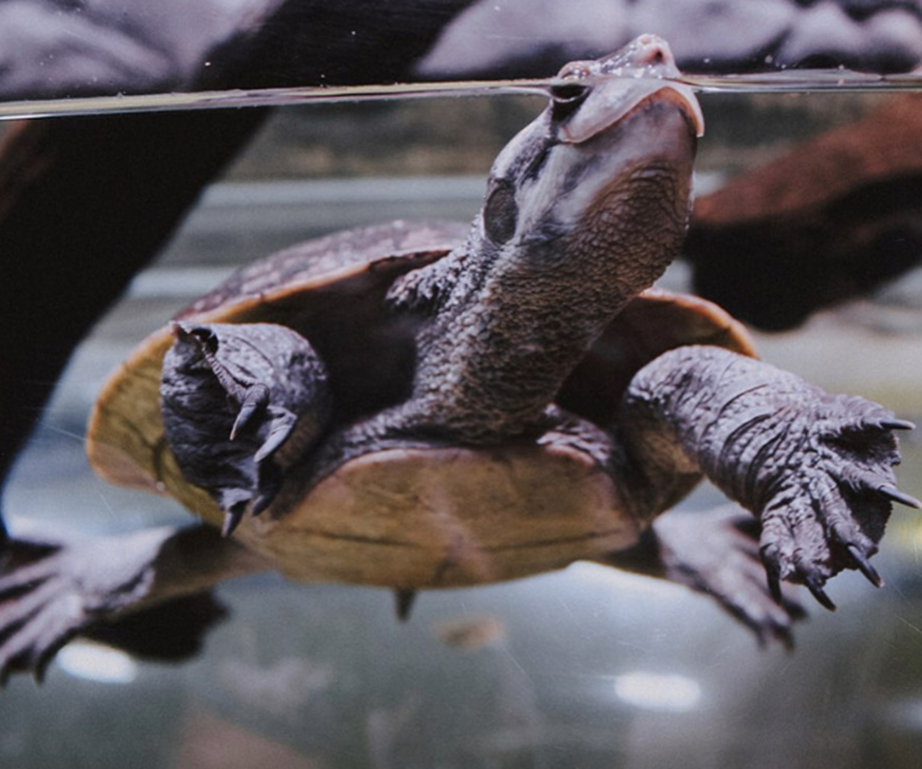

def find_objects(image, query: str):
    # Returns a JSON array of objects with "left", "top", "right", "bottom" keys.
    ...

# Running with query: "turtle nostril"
[{"left": 640, "top": 46, "right": 667, "bottom": 66}]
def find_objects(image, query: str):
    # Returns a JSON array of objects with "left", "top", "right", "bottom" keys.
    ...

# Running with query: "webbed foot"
[
  {"left": 0, "top": 534, "right": 154, "bottom": 683},
  {"left": 660, "top": 507, "right": 807, "bottom": 648},
  {"left": 613, "top": 506, "right": 805, "bottom": 648},
  {"left": 621, "top": 345, "right": 917, "bottom": 611},
  {"left": 756, "top": 402, "right": 918, "bottom": 609},
  {"left": 0, "top": 525, "right": 262, "bottom": 683},
  {"left": 0, "top": 540, "right": 74, "bottom": 682}
]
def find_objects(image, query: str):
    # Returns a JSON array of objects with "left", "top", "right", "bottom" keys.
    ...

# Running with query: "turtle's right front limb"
[
  {"left": 162, "top": 322, "right": 332, "bottom": 536},
  {"left": 618, "top": 345, "right": 919, "bottom": 607},
  {"left": 0, "top": 524, "right": 269, "bottom": 683}
]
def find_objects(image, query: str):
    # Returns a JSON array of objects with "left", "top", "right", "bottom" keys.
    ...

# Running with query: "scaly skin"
[
  {"left": 618, "top": 345, "right": 916, "bottom": 608},
  {"left": 161, "top": 322, "right": 332, "bottom": 535},
  {"left": 387, "top": 72, "right": 697, "bottom": 442},
  {"left": 402, "top": 157, "right": 693, "bottom": 442}
]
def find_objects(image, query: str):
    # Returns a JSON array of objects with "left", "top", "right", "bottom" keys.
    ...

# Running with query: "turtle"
[{"left": 0, "top": 34, "right": 918, "bottom": 682}]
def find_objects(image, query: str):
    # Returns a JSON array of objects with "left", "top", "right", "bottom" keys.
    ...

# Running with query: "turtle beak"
[{"left": 559, "top": 79, "right": 704, "bottom": 144}]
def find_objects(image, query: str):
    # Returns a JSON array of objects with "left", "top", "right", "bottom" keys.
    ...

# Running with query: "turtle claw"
[
  {"left": 880, "top": 419, "right": 916, "bottom": 432},
  {"left": 879, "top": 484, "right": 922, "bottom": 510},
  {"left": 229, "top": 388, "right": 298, "bottom": 467},
  {"left": 221, "top": 506, "right": 246, "bottom": 538},
  {"left": 804, "top": 576, "right": 836, "bottom": 612},
  {"left": 252, "top": 409, "right": 297, "bottom": 463},
  {"left": 847, "top": 543, "right": 883, "bottom": 588},
  {"left": 32, "top": 648, "right": 54, "bottom": 685},
  {"left": 754, "top": 396, "right": 909, "bottom": 600},
  {"left": 229, "top": 384, "right": 269, "bottom": 440},
  {"left": 217, "top": 458, "right": 281, "bottom": 534},
  {"left": 32, "top": 664, "right": 47, "bottom": 686},
  {"left": 766, "top": 566, "right": 783, "bottom": 606}
]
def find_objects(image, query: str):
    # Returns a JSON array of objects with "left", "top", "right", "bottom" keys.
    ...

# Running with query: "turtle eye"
[
  {"left": 550, "top": 82, "right": 590, "bottom": 120},
  {"left": 483, "top": 180, "right": 518, "bottom": 244}
]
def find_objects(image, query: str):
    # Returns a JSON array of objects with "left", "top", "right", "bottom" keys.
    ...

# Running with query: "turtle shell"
[
  {"left": 87, "top": 219, "right": 755, "bottom": 587},
  {"left": 88, "top": 219, "right": 467, "bottom": 499}
]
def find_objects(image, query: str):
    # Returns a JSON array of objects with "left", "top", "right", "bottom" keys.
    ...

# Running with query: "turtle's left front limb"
[{"left": 618, "top": 345, "right": 919, "bottom": 608}]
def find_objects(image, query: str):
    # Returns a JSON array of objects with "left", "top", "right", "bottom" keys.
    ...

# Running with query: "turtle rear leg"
[
  {"left": 0, "top": 525, "right": 268, "bottom": 683},
  {"left": 617, "top": 345, "right": 919, "bottom": 608},
  {"left": 162, "top": 322, "right": 332, "bottom": 536},
  {"left": 602, "top": 505, "right": 806, "bottom": 647}
]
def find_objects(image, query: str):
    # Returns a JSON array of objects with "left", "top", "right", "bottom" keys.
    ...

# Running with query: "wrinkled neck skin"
[{"left": 406, "top": 103, "right": 697, "bottom": 443}]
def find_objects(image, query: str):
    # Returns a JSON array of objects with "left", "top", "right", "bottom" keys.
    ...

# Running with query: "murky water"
[{"left": 2, "top": 79, "right": 922, "bottom": 768}]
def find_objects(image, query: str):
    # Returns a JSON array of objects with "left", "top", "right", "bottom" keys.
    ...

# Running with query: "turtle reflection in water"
[{"left": 1, "top": 35, "right": 918, "bottom": 682}]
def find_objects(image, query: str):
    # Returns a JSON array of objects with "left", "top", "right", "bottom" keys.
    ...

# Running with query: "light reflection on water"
[
  {"left": 612, "top": 671, "right": 702, "bottom": 712},
  {"left": 57, "top": 642, "right": 139, "bottom": 685},
  {"left": 4, "top": 66, "right": 922, "bottom": 121}
]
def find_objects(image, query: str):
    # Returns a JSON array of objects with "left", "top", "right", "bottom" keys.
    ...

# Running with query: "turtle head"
[
  {"left": 549, "top": 34, "right": 703, "bottom": 145},
  {"left": 478, "top": 34, "right": 702, "bottom": 301}
]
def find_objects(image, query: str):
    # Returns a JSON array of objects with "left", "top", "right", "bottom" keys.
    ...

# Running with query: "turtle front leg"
[
  {"left": 618, "top": 345, "right": 919, "bottom": 608},
  {"left": 0, "top": 525, "right": 268, "bottom": 683},
  {"left": 162, "top": 322, "right": 332, "bottom": 536}
]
